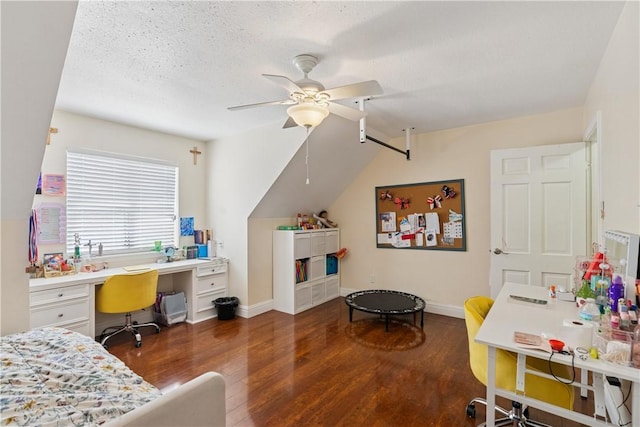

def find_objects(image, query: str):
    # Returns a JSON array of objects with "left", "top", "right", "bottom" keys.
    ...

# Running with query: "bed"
[{"left": 1, "top": 327, "right": 225, "bottom": 426}]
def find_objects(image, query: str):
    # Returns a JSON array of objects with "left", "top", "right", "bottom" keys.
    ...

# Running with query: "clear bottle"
[
  {"left": 579, "top": 298, "right": 600, "bottom": 321},
  {"left": 620, "top": 305, "right": 630, "bottom": 330},
  {"left": 631, "top": 323, "right": 640, "bottom": 368},
  {"left": 594, "top": 278, "right": 609, "bottom": 313},
  {"left": 600, "top": 306, "right": 611, "bottom": 329}
]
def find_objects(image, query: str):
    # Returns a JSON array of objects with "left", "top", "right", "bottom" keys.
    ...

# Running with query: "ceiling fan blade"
[
  {"left": 263, "top": 74, "right": 304, "bottom": 94},
  {"left": 282, "top": 116, "right": 298, "bottom": 128},
  {"left": 227, "top": 99, "right": 294, "bottom": 111},
  {"left": 327, "top": 102, "right": 367, "bottom": 122},
  {"left": 321, "top": 80, "right": 383, "bottom": 101}
]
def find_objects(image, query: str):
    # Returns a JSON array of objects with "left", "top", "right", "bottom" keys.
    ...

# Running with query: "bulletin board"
[{"left": 375, "top": 179, "right": 466, "bottom": 251}]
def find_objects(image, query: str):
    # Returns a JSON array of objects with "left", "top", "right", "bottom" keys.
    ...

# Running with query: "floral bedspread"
[{"left": 1, "top": 327, "right": 161, "bottom": 426}]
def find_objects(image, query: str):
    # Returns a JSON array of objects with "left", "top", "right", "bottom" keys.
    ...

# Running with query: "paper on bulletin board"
[
  {"left": 425, "top": 231, "right": 438, "bottom": 246},
  {"left": 380, "top": 212, "right": 396, "bottom": 232},
  {"left": 399, "top": 217, "right": 411, "bottom": 232},
  {"left": 425, "top": 212, "right": 440, "bottom": 234},
  {"left": 443, "top": 221, "right": 463, "bottom": 239},
  {"left": 377, "top": 233, "right": 394, "bottom": 245},
  {"left": 392, "top": 234, "right": 411, "bottom": 248}
]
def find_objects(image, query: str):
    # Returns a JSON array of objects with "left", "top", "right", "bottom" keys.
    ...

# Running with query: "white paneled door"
[{"left": 489, "top": 142, "right": 588, "bottom": 298}]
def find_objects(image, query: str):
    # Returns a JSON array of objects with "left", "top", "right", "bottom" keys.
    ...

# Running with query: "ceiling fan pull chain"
[{"left": 305, "top": 127, "right": 310, "bottom": 185}]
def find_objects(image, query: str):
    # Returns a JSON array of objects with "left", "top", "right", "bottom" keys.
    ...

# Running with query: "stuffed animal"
[{"left": 314, "top": 210, "right": 337, "bottom": 228}]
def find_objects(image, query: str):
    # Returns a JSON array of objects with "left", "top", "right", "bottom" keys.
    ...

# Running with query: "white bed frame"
[{"left": 103, "top": 371, "right": 226, "bottom": 427}]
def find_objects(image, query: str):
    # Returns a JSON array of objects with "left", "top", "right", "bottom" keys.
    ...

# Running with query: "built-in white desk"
[
  {"left": 475, "top": 283, "right": 639, "bottom": 426},
  {"left": 29, "top": 258, "right": 229, "bottom": 338}
]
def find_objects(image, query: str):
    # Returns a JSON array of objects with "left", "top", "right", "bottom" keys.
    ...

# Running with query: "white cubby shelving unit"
[{"left": 273, "top": 229, "right": 340, "bottom": 314}]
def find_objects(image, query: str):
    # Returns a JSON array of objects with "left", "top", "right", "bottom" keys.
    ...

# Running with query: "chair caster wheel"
[
  {"left": 155, "top": 327, "right": 160, "bottom": 333},
  {"left": 466, "top": 403, "right": 476, "bottom": 418},
  {"left": 102, "top": 344, "right": 109, "bottom": 350},
  {"left": 135, "top": 341, "right": 142, "bottom": 348}
]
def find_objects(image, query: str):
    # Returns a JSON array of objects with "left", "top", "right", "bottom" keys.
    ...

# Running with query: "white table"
[{"left": 475, "top": 283, "right": 639, "bottom": 427}]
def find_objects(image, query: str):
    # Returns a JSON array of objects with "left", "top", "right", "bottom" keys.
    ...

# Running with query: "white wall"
[
  {"left": 325, "top": 0, "right": 638, "bottom": 317},
  {"left": 331, "top": 108, "right": 585, "bottom": 316},
  {"left": 207, "top": 122, "right": 306, "bottom": 307},
  {"left": 1, "top": 1, "right": 78, "bottom": 334},
  {"left": 36, "top": 110, "right": 208, "bottom": 260},
  {"left": 583, "top": 1, "right": 639, "bottom": 234},
  {"left": 247, "top": 217, "right": 289, "bottom": 312}
]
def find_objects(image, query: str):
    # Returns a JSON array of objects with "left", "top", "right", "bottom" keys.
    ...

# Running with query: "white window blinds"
[{"left": 66, "top": 149, "right": 178, "bottom": 255}]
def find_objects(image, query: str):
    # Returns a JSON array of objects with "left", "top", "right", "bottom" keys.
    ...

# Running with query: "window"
[{"left": 66, "top": 149, "right": 178, "bottom": 255}]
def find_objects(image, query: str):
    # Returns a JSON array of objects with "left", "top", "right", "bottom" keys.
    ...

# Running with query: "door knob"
[{"left": 493, "top": 248, "right": 506, "bottom": 255}]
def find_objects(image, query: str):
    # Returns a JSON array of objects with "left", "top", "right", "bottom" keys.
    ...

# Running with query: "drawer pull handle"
[
  {"left": 210, "top": 282, "right": 215, "bottom": 286},
  {"left": 58, "top": 293, "right": 64, "bottom": 297},
  {"left": 57, "top": 313, "right": 64, "bottom": 318}
]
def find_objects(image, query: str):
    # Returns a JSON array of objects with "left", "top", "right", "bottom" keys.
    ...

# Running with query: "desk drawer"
[
  {"left": 196, "top": 263, "right": 227, "bottom": 277},
  {"left": 196, "top": 274, "right": 227, "bottom": 294},
  {"left": 30, "top": 284, "right": 90, "bottom": 307},
  {"left": 196, "top": 289, "right": 226, "bottom": 313},
  {"left": 31, "top": 299, "right": 90, "bottom": 328}
]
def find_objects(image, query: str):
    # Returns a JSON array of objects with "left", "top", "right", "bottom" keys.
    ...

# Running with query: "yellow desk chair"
[
  {"left": 464, "top": 296, "right": 575, "bottom": 427},
  {"left": 96, "top": 270, "right": 161, "bottom": 349}
]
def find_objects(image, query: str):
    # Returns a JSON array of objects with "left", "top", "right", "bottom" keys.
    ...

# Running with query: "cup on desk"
[{"left": 154, "top": 241, "right": 162, "bottom": 252}]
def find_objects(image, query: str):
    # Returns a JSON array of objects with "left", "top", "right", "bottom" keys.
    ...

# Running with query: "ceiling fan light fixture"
[{"left": 287, "top": 103, "right": 329, "bottom": 128}]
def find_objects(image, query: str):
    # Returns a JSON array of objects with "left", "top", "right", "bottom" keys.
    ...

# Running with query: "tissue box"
[{"left": 557, "top": 291, "right": 575, "bottom": 302}]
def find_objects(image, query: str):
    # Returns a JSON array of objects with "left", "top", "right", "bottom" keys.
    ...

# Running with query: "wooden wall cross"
[
  {"left": 46, "top": 127, "right": 58, "bottom": 145},
  {"left": 189, "top": 146, "right": 202, "bottom": 165}
]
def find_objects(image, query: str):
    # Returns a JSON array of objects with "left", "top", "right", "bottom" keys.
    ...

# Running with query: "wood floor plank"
[{"left": 106, "top": 297, "right": 591, "bottom": 426}]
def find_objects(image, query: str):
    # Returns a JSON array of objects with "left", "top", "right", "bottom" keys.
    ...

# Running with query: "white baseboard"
[
  {"left": 427, "top": 302, "right": 464, "bottom": 319},
  {"left": 238, "top": 299, "right": 273, "bottom": 318},
  {"left": 340, "top": 286, "right": 464, "bottom": 319},
  {"left": 95, "top": 292, "right": 462, "bottom": 335}
]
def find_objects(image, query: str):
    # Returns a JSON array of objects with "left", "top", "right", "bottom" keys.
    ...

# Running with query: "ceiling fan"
[{"left": 227, "top": 54, "right": 383, "bottom": 129}]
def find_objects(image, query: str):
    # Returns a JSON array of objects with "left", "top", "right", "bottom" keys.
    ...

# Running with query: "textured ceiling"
[{"left": 55, "top": 1, "right": 625, "bottom": 142}]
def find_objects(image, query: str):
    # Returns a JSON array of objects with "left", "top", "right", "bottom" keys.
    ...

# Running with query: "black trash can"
[{"left": 213, "top": 297, "right": 239, "bottom": 320}]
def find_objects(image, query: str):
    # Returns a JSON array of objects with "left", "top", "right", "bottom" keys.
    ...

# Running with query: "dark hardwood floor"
[{"left": 107, "top": 297, "right": 591, "bottom": 426}]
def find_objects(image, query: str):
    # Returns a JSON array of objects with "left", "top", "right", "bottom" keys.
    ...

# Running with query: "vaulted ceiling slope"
[{"left": 56, "top": 1, "right": 625, "bottom": 142}]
